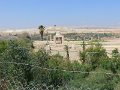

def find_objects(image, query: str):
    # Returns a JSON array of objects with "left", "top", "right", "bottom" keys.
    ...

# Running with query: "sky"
[{"left": 0, "top": 0, "right": 120, "bottom": 28}]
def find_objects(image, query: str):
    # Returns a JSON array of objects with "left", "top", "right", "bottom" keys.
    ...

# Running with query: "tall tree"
[
  {"left": 80, "top": 37, "right": 86, "bottom": 63},
  {"left": 82, "top": 37, "right": 86, "bottom": 52},
  {"left": 64, "top": 45, "right": 69, "bottom": 60},
  {"left": 38, "top": 25, "right": 45, "bottom": 40}
]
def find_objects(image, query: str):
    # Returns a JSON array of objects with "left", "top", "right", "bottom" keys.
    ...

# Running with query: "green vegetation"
[
  {"left": 0, "top": 38, "right": 120, "bottom": 90},
  {"left": 64, "top": 33, "right": 115, "bottom": 41}
]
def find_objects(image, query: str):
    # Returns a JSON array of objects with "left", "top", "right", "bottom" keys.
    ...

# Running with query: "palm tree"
[{"left": 38, "top": 25, "right": 45, "bottom": 40}]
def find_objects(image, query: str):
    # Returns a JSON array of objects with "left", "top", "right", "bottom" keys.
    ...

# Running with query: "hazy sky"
[{"left": 0, "top": 0, "right": 120, "bottom": 28}]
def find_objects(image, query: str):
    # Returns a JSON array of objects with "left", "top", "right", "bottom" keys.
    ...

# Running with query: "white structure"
[
  {"left": 33, "top": 32, "right": 80, "bottom": 61},
  {"left": 54, "top": 32, "right": 64, "bottom": 44}
]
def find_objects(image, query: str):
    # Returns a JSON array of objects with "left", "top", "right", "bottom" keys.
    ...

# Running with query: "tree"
[
  {"left": 112, "top": 48, "right": 119, "bottom": 58},
  {"left": 0, "top": 40, "right": 33, "bottom": 85},
  {"left": 31, "top": 49, "right": 50, "bottom": 85},
  {"left": 79, "top": 37, "right": 86, "bottom": 63},
  {"left": 64, "top": 45, "right": 69, "bottom": 60},
  {"left": 48, "top": 54, "right": 71, "bottom": 88},
  {"left": 0, "top": 40, "right": 8, "bottom": 54},
  {"left": 110, "top": 48, "right": 120, "bottom": 74},
  {"left": 82, "top": 37, "right": 86, "bottom": 52},
  {"left": 38, "top": 25, "right": 45, "bottom": 40},
  {"left": 80, "top": 43, "right": 108, "bottom": 69}
]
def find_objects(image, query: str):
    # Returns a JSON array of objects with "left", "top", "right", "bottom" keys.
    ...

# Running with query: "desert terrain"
[{"left": 1, "top": 27, "right": 120, "bottom": 60}]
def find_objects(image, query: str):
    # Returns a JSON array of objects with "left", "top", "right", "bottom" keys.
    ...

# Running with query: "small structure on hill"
[
  {"left": 54, "top": 32, "right": 64, "bottom": 44},
  {"left": 33, "top": 31, "right": 80, "bottom": 61}
]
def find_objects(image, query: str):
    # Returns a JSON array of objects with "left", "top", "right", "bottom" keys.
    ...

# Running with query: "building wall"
[{"left": 33, "top": 41, "right": 81, "bottom": 61}]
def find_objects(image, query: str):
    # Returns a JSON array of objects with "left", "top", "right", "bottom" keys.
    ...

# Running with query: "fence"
[{"left": 0, "top": 54, "right": 120, "bottom": 90}]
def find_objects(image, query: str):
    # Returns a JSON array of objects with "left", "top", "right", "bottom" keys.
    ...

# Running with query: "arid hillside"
[{"left": 1, "top": 27, "right": 120, "bottom": 36}]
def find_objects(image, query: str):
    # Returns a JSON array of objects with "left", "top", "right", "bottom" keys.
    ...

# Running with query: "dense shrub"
[{"left": 0, "top": 39, "right": 120, "bottom": 90}]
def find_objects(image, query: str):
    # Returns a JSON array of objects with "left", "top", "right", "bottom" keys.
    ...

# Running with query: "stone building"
[
  {"left": 54, "top": 32, "right": 64, "bottom": 44},
  {"left": 33, "top": 32, "right": 80, "bottom": 61}
]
